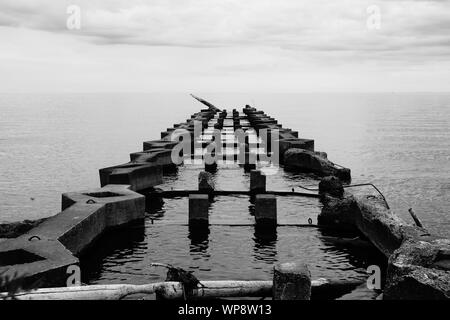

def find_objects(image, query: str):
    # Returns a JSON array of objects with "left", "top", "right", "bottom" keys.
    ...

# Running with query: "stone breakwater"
[{"left": 1, "top": 99, "right": 448, "bottom": 300}]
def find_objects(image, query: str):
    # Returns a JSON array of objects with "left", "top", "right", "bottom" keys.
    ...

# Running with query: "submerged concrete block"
[
  {"left": 99, "top": 162, "right": 163, "bottom": 191},
  {"left": 189, "top": 194, "right": 209, "bottom": 225},
  {"left": 250, "top": 170, "right": 266, "bottom": 193},
  {"left": 273, "top": 262, "right": 311, "bottom": 300},
  {"left": 255, "top": 194, "right": 277, "bottom": 226}
]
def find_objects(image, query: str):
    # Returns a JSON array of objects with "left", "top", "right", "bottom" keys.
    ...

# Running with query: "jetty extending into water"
[{"left": 0, "top": 96, "right": 449, "bottom": 300}]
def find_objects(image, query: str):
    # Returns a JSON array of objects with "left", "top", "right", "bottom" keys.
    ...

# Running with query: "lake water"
[
  {"left": 0, "top": 92, "right": 448, "bottom": 296},
  {"left": 1, "top": 92, "right": 448, "bottom": 235}
]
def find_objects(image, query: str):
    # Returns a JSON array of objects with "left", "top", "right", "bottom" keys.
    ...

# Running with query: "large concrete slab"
[{"left": 0, "top": 238, "right": 78, "bottom": 289}]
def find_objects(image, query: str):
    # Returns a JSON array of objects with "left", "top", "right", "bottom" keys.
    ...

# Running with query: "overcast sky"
[{"left": 0, "top": 0, "right": 449, "bottom": 93}]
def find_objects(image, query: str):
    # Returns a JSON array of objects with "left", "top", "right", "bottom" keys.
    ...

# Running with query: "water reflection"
[
  {"left": 253, "top": 225, "right": 278, "bottom": 263},
  {"left": 317, "top": 228, "right": 387, "bottom": 283},
  {"left": 80, "top": 220, "right": 146, "bottom": 283},
  {"left": 188, "top": 225, "right": 210, "bottom": 254}
]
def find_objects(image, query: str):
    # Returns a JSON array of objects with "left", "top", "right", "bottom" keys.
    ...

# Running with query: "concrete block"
[
  {"left": 189, "top": 194, "right": 209, "bottom": 225},
  {"left": 255, "top": 194, "right": 277, "bottom": 226},
  {"left": 99, "top": 163, "right": 163, "bottom": 191},
  {"left": 143, "top": 140, "right": 178, "bottom": 151},
  {"left": 273, "top": 262, "right": 311, "bottom": 300},
  {"left": 278, "top": 138, "right": 315, "bottom": 160},
  {"left": 250, "top": 170, "right": 266, "bottom": 193},
  {"left": 283, "top": 148, "right": 350, "bottom": 181}
]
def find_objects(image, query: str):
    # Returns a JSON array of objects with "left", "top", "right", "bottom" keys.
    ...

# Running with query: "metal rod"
[
  {"left": 148, "top": 189, "right": 319, "bottom": 198},
  {"left": 408, "top": 208, "right": 423, "bottom": 228},
  {"left": 297, "top": 183, "right": 390, "bottom": 209}
]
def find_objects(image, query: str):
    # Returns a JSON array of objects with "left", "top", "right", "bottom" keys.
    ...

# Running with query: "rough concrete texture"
[
  {"left": 99, "top": 162, "right": 163, "bottom": 191},
  {"left": 28, "top": 203, "right": 107, "bottom": 256},
  {"left": 273, "top": 262, "right": 311, "bottom": 300},
  {"left": 130, "top": 149, "right": 174, "bottom": 168},
  {"left": 188, "top": 194, "right": 209, "bottom": 224},
  {"left": 0, "top": 218, "right": 48, "bottom": 239},
  {"left": 250, "top": 170, "right": 266, "bottom": 193},
  {"left": 318, "top": 192, "right": 360, "bottom": 232},
  {"left": 385, "top": 238, "right": 450, "bottom": 299},
  {"left": 255, "top": 194, "right": 277, "bottom": 225},
  {"left": 143, "top": 140, "right": 178, "bottom": 151},
  {"left": 0, "top": 184, "right": 145, "bottom": 289},
  {"left": 278, "top": 138, "right": 315, "bottom": 159},
  {"left": 318, "top": 176, "right": 344, "bottom": 198},
  {"left": 0, "top": 237, "right": 79, "bottom": 290},
  {"left": 283, "top": 148, "right": 351, "bottom": 181},
  {"left": 319, "top": 189, "right": 450, "bottom": 299}
]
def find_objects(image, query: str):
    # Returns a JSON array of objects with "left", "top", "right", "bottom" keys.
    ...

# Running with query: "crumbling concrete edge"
[{"left": 318, "top": 178, "right": 450, "bottom": 299}]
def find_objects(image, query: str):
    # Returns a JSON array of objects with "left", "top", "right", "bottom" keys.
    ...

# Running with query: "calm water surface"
[{"left": 0, "top": 92, "right": 448, "bottom": 293}]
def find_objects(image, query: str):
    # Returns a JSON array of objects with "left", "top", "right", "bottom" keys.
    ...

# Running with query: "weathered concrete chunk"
[
  {"left": 278, "top": 138, "right": 315, "bottom": 159},
  {"left": 318, "top": 187, "right": 450, "bottom": 299},
  {"left": 250, "top": 170, "right": 266, "bottom": 193},
  {"left": 385, "top": 239, "right": 450, "bottom": 299},
  {"left": 283, "top": 148, "right": 351, "bottom": 181},
  {"left": 319, "top": 176, "right": 344, "bottom": 198},
  {"left": 273, "top": 262, "right": 311, "bottom": 300},
  {"left": 352, "top": 195, "right": 408, "bottom": 257},
  {"left": 318, "top": 192, "right": 359, "bottom": 231}
]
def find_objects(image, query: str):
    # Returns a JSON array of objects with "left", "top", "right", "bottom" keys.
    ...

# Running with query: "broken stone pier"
[{"left": 3, "top": 96, "right": 444, "bottom": 300}]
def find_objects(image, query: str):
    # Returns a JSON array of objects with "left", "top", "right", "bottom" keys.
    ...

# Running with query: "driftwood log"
[{"left": 0, "top": 279, "right": 363, "bottom": 300}]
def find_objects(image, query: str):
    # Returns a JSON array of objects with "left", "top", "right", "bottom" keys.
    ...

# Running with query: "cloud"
[
  {"left": 0, "top": 0, "right": 449, "bottom": 55},
  {"left": 0, "top": 0, "right": 449, "bottom": 92}
]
